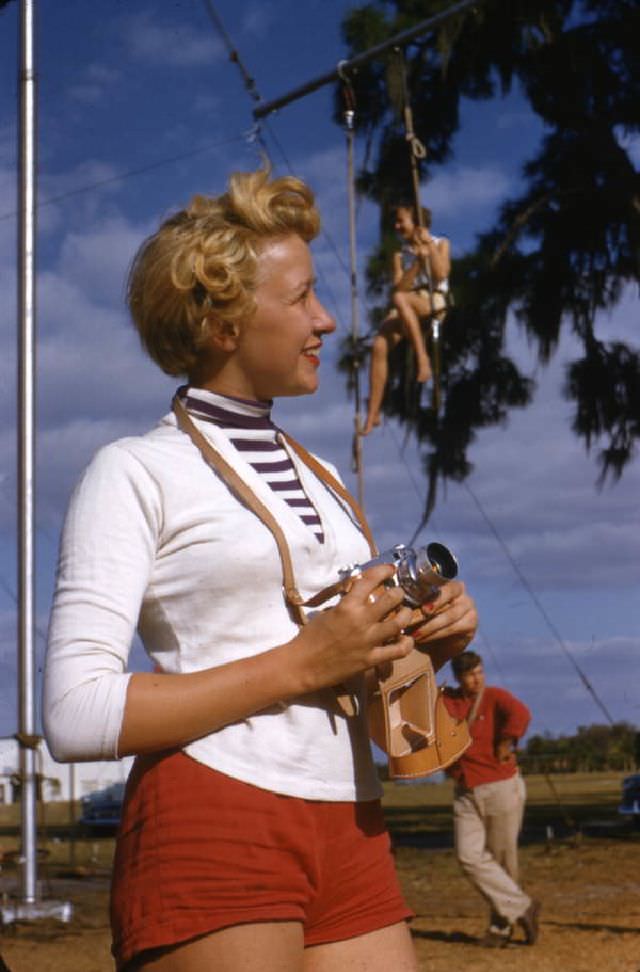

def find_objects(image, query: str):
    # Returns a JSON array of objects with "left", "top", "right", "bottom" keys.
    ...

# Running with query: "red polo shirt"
[{"left": 442, "top": 685, "right": 531, "bottom": 789}]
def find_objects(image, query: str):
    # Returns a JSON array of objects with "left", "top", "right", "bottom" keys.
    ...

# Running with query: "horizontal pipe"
[{"left": 253, "top": 0, "right": 479, "bottom": 120}]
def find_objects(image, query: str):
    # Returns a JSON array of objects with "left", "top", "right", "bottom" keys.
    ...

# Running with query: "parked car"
[
  {"left": 79, "top": 782, "right": 125, "bottom": 832},
  {"left": 618, "top": 773, "right": 640, "bottom": 826}
]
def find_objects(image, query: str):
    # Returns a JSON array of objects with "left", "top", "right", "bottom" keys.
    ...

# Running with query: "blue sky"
[{"left": 0, "top": 0, "right": 638, "bottom": 744}]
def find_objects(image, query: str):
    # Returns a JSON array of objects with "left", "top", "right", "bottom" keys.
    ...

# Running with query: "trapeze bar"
[{"left": 253, "top": 0, "right": 480, "bottom": 120}]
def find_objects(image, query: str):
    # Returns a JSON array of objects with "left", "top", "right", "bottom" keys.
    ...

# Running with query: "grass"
[{"left": 380, "top": 770, "right": 627, "bottom": 841}]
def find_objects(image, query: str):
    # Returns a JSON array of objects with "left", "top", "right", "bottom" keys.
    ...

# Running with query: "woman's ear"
[{"left": 207, "top": 316, "right": 240, "bottom": 353}]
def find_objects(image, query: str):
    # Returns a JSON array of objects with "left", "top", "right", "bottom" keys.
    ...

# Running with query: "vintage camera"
[{"left": 339, "top": 542, "right": 458, "bottom": 608}]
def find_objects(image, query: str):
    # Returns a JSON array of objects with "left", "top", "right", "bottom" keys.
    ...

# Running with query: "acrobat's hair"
[{"left": 394, "top": 201, "right": 432, "bottom": 229}]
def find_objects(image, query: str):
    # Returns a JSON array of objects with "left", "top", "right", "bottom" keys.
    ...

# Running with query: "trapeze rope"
[{"left": 339, "top": 64, "right": 366, "bottom": 507}]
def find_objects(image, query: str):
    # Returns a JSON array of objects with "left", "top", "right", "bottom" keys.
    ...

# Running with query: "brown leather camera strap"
[
  {"left": 173, "top": 396, "right": 308, "bottom": 625},
  {"left": 280, "top": 432, "right": 377, "bottom": 557},
  {"left": 172, "top": 396, "right": 376, "bottom": 624}
]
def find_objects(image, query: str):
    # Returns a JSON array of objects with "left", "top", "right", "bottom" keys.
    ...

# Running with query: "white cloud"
[
  {"left": 0, "top": 141, "right": 17, "bottom": 265},
  {"left": 67, "top": 62, "right": 122, "bottom": 104},
  {"left": 0, "top": 602, "right": 52, "bottom": 740},
  {"left": 422, "top": 305, "right": 638, "bottom": 585},
  {"left": 191, "top": 92, "right": 223, "bottom": 117},
  {"left": 36, "top": 159, "right": 126, "bottom": 235},
  {"left": 121, "top": 12, "right": 223, "bottom": 68},
  {"left": 496, "top": 109, "right": 535, "bottom": 131},
  {"left": 594, "top": 285, "right": 639, "bottom": 344},
  {"left": 0, "top": 122, "right": 16, "bottom": 167},
  {"left": 241, "top": 2, "right": 276, "bottom": 38},
  {"left": 0, "top": 196, "right": 172, "bottom": 535},
  {"left": 55, "top": 215, "right": 152, "bottom": 306},
  {"left": 614, "top": 126, "right": 640, "bottom": 167},
  {"left": 494, "top": 634, "right": 640, "bottom": 733},
  {"left": 421, "top": 164, "right": 514, "bottom": 218},
  {"left": 0, "top": 609, "right": 17, "bottom": 665}
]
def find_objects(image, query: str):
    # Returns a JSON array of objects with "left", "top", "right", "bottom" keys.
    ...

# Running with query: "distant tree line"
[{"left": 521, "top": 722, "right": 639, "bottom": 774}]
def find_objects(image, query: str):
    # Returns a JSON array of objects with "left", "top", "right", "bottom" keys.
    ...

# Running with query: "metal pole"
[
  {"left": 253, "top": 0, "right": 479, "bottom": 120},
  {"left": 17, "top": 0, "right": 38, "bottom": 907},
  {"left": 68, "top": 762, "right": 76, "bottom": 868},
  {"left": 4, "top": 0, "right": 73, "bottom": 927}
]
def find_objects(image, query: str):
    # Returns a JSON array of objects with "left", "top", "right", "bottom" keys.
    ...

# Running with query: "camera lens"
[{"left": 425, "top": 542, "right": 458, "bottom": 580}]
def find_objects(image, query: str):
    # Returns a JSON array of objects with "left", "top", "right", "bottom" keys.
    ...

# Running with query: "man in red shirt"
[{"left": 443, "top": 650, "right": 541, "bottom": 947}]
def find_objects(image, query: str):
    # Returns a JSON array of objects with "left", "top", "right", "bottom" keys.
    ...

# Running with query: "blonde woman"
[{"left": 44, "top": 170, "right": 476, "bottom": 972}]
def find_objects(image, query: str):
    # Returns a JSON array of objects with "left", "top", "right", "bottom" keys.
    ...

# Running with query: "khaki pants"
[{"left": 453, "top": 774, "right": 531, "bottom": 927}]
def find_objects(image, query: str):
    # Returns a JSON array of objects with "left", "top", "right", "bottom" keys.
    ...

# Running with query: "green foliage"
[
  {"left": 566, "top": 338, "right": 640, "bottom": 483},
  {"left": 337, "top": 0, "right": 639, "bottom": 517},
  {"left": 523, "top": 721, "right": 639, "bottom": 772}
]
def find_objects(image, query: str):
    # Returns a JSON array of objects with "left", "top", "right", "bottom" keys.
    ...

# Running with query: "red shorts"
[{"left": 110, "top": 751, "right": 412, "bottom": 969}]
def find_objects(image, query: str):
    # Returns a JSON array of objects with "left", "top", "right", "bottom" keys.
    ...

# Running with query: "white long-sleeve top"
[{"left": 43, "top": 408, "right": 382, "bottom": 802}]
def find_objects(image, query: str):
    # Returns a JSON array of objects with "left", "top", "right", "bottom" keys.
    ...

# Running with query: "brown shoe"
[
  {"left": 480, "top": 927, "right": 512, "bottom": 948},
  {"left": 517, "top": 899, "right": 541, "bottom": 944}
]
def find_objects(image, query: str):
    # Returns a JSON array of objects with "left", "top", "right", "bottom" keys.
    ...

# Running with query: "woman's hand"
[
  {"left": 116, "top": 565, "right": 414, "bottom": 757},
  {"left": 290, "top": 564, "right": 415, "bottom": 694},
  {"left": 411, "top": 228, "right": 450, "bottom": 284},
  {"left": 408, "top": 580, "right": 478, "bottom": 672}
]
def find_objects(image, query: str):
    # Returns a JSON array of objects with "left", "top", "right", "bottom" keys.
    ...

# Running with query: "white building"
[{"left": 0, "top": 736, "right": 133, "bottom": 803}]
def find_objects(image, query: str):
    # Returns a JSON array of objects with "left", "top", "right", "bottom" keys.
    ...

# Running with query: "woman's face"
[
  {"left": 394, "top": 207, "right": 415, "bottom": 240},
  {"left": 228, "top": 234, "right": 336, "bottom": 400}
]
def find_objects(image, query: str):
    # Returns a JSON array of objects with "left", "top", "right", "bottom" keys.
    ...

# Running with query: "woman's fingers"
[
  {"left": 344, "top": 564, "right": 406, "bottom": 619},
  {"left": 419, "top": 579, "right": 464, "bottom": 616},
  {"left": 299, "top": 594, "right": 415, "bottom": 692},
  {"left": 369, "top": 634, "right": 415, "bottom": 667},
  {"left": 347, "top": 563, "right": 395, "bottom": 599},
  {"left": 368, "top": 586, "right": 408, "bottom": 622},
  {"left": 412, "top": 584, "right": 478, "bottom": 644},
  {"left": 375, "top": 606, "right": 414, "bottom": 644}
]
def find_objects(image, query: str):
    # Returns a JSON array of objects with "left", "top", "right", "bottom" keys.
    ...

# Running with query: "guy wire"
[
  {"left": 460, "top": 478, "right": 614, "bottom": 726},
  {"left": 0, "top": 135, "right": 246, "bottom": 222},
  {"left": 199, "top": 0, "right": 350, "bottom": 328}
]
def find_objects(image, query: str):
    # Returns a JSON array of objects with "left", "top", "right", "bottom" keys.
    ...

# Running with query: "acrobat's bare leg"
[
  {"left": 392, "top": 290, "right": 432, "bottom": 383},
  {"left": 362, "top": 321, "right": 403, "bottom": 436}
]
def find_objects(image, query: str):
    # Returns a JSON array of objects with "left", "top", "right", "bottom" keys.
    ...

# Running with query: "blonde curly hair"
[{"left": 127, "top": 169, "right": 321, "bottom": 377}]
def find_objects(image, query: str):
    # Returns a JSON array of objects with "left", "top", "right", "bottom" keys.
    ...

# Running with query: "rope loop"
[
  {"left": 243, "top": 123, "right": 262, "bottom": 145},
  {"left": 406, "top": 133, "right": 427, "bottom": 159},
  {"left": 337, "top": 59, "right": 351, "bottom": 83}
]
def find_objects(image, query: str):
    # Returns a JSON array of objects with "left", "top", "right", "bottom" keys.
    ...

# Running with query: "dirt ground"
[
  {"left": 0, "top": 774, "right": 638, "bottom": 971},
  {"left": 1, "top": 839, "right": 638, "bottom": 971},
  {"left": 399, "top": 837, "right": 640, "bottom": 972}
]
